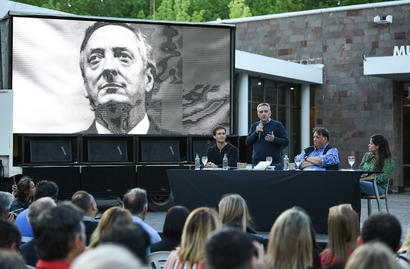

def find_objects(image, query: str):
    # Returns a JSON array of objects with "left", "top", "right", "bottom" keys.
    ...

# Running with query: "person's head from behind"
[
  {"left": 359, "top": 213, "right": 401, "bottom": 252},
  {"left": 179, "top": 207, "right": 221, "bottom": 264},
  {"left": 71, "top": 190, "right": 98, "bottom": 218},
  {"left": 123, "top": 188, "right": 148, "bottom": 218},
  {"left": 100, "top": 223, "right": 150, "bottom": 264},
  {"left": 28, "top": 197, "right": 57, "bottom": 227},
  {"left": 369, "top": 134, "right": 392, "bottom": 170},
  {"left": 345, "top": 242, "right": 400, "bottom": 269},
  {"left": 162, "top": 205, "right": 189, "bottom": 239},
  {"left": 33, "top": 180, "right": 59, "bottom": 201},
  {"left": 0, "top": 191, "right": 14, "bottom": 219},
  {"left": 218, "top": 193, "right": 250, "bottom": 232},
  {"left": 205, "top": 228, "right": 255, "bottom": 269},
  {"left": 33, "top": 202, "right": 85, "bottom": 263},
  {"left": 0, "top": 220, "right": 21, "bottom": 251},
  {"left": 313, "top": 127, "right": 329, "bottom": 149},
  {"left": 71, "top": 244, "right": 145, "bottom": 269},
  {"left": 325, "top": 204, "right": 359, "bottom": 265},
  {"left": 0, "top": 250, "right": 26, "bottom": 269},
  {"left": 79, "top": 22, "right": 155, "bottom": 119},
  {"left": 89, "top": 206, "right": 133, "bottom": 248},
  {"left": 267, "top": 207, "right": 312, "bottom": 269},
  {"left": 15, "top": 176, "right": 35, "bottom": 203}
]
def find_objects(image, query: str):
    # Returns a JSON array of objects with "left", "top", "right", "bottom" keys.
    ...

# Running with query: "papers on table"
[{"left": 253, "top": 161, "right": 271, "bottom": 171}]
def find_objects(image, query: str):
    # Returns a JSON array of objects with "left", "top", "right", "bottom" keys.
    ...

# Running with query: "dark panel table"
[{"left": 167, "top": 170, "right": 362, "bottom": 234}]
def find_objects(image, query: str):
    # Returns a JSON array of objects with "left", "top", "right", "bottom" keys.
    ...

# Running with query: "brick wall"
[{"left": 235, "top": 4, "right": 410, "bottom": 188}]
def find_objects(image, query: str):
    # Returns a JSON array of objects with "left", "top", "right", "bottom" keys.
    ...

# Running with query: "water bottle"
[
  {"left": 223, "top": 153, "right": 228, "bottom": 170},
  {"left": 195, "top": 154, "right": 200, "bottom": 170},
  {"left": 283, "top": 154, "right": 289, "bottom": 171}
]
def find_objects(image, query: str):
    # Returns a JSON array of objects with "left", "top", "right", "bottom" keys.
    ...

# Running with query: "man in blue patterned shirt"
[{"left": 295, "top": 127, "right": 340, "bottom": 170}]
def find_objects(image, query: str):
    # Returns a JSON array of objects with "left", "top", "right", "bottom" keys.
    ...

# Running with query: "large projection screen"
[{"left": 11, "top": 15, "right": 233, "bottom": 135}]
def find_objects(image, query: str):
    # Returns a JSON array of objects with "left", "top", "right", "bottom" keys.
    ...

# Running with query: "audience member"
[
  {"left": 0, "top": 191, "right": 14, "bottom": 221},
  {"left": 321, "top": 204, "right": 359, "bottom": 267},
  {"left": 71, "top": 190, "right": 99, "bottom": 245},
  {"left": 123, "top": 188, "right": 161, "bottom": 245},
  {"left": 89, "top": 206, "right": 133, "bottom": 248},
  {"left": 164, "top": 207, "right": 221, "bottom": 269},
  {"left": 15, "top": 180, "right": 59, "bottom": 239},
  {"left": 205, "top": 228, "right": 265, "bottom": 269},
  {"left": 21, "top": 197, "right": 57, "bottom": 267},
  {"left": 32, "top": 202, "right": 85, "bottom": 269},
  {"left": 266, "top": 207, "right": 312, "bottom": 269},
  {"left": 71, "top": 244, "right": 146, "bottom": 269},
  {"left": 359, "top": 134, "right": 394, "bottom": 196},
  {"left": 359, "top": 213, "right": 409, "bottom": 269},
  {"left": 399, "top": 228, "right": 410, "bottom": 267},
  {"left": 293, "top": 206, "right": 321, "bottom": 269},
  {"left": 218, "top": 193, "right": 267, "bottom": 246},
  {"left": 0, "top": 219, "right": 22, "bottom": 251},
  {"left": 10, "top": 177, "right": 35, "bottom": 212},
  {"left": 0, "top": 250, "right": 27, "bottom": 269},
  {"left": 151, "top": 205, "right": 189, "bottom": 252},
  {"left": 345, "top": 242, "right": 400, "bottom": 269},
  {"left": 100, "top": 223, "right": 150, "bottom": 264}
]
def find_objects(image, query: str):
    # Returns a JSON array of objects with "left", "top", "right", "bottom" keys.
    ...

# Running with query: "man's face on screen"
[{"left": 82, "top": 25, "right": 151, "bottom": 108}]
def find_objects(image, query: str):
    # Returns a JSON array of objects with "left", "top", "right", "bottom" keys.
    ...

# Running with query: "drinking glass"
[
  {"left": 201, "top": 156, "right": 208, "bottom": 168},
  {"left": 294, "top": 157, "right": 302, "bottom": 170},
  {"left": 266, "top": 156, "right": 272, "bottom": 166},
  {"left": 348, "top": 155, "right": 355, "bottom": 170}
]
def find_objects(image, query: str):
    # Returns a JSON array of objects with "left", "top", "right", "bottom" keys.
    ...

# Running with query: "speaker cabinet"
[
  {"left": 23, "top": 135, "right": 78, "bottom": 165},
  {"left": 82, "top": 135, "right": 134, "bottom": 163},
  {"left": 81, "top": 165, "right": 136, "bottom": 196},
  {"left": 138, "top": 136, "right": 187, "bottom": 163},
  {"left": 189, "top": 135, "right": 213, "bottom": 163},
  {"left": 137, "top": 165, "right": 189, "bottom": 195},
  {"left": 22, "top": 167, "right": 81, "bottom": 199}
]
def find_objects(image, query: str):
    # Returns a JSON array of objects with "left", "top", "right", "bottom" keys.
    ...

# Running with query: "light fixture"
[
  {"left": 290, "top": 87, "right": 294, "bottom": 90},
  {"left": 373, "top": 15, "right": 393, "bottom": 25},
  {"left": 257, "top": 80, "right": 262, "bottom": 86}
]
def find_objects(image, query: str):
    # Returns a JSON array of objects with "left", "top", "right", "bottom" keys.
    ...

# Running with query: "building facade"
[{"left": 226, "top": 1, "right": 410, "bottom": 190}]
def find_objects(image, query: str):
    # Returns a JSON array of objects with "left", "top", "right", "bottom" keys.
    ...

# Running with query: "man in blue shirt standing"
[
  {"left": 295, "top": 127, "right": 340, "bottom": 170},
  {"left": 246, "top": 103, "right": 289, "bottom": 169}
]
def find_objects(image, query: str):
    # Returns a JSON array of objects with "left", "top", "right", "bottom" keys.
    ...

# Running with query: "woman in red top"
[{"left": 321, "top": 204, "right": 359, "bottom": 267}]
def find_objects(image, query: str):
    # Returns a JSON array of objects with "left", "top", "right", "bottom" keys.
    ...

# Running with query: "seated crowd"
[{"left": 0, "top": 179, "right": 409, "bottom": 269}]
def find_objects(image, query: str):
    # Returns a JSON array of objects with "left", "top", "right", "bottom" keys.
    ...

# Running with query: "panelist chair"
[
  {"left": 148, "top": 251, "right": 171, "bottom": 269},
  {"left": 361, "top": 175, "right": 390, "bottom": 216}
]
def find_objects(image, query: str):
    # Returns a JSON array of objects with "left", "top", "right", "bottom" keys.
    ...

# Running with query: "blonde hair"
[
  {"left": 89, "top": 206, "right": 133, "bottom": 248},
  {"left": 266, "top": 207, "right": 312, "bottom": 269},
  {"left": 402, "top": 228, "right": 410, "bottom": 261},
  {"left": 322, "top": 204, "right": 359, "bottom": 266},
  {"left": 345, "top": 242, "right": 401, "bottom": 269},
  {"left": 178, "top": 207, "right": 221, "bottom": 264},
  {"left": 218, "top": 194, "right": 250, "bottom": 232}
]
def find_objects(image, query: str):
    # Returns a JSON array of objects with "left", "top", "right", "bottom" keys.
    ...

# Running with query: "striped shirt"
[{"left": 164, "top": 250, "right": 205, "bottom": 269}]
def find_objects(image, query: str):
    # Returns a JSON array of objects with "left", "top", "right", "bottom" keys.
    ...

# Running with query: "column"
[
  {"left": 300, "top": 83, "right": 310, "bottom": 151},
  {"left": 237, "top": 72, "right": 249, "bottom": 136}
]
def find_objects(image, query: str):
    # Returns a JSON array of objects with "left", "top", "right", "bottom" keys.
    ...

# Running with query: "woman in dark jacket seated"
[
  {"left": 151, "top": 206, "right": 189, "bottom": 252},
  {"left": 10, "top": 177, "right": 35, "bottom": 212}
]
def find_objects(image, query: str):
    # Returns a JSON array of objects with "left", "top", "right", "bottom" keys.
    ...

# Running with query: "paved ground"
[{"left": 145, "top": 191, "right": 410, "bottom": 241}]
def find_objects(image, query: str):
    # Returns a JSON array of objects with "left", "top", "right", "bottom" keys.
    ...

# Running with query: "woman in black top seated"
[
  {"left": 218, "top": 193, "right": 267, "bottom": 247},
  {"left": 10, "top": 177, "right": 35, "bottom": 212},
  {"left": 151, "top": 206, "right": 189, "bottom": 252}
]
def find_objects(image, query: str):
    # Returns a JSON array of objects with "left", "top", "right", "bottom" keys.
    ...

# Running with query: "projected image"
[{"left": 12, "top": 16, "right": 231, "bottom": 135}]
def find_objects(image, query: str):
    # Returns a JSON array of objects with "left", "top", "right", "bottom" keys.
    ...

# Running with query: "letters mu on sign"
[{"left": 393, "top": 45, "right": 410, "bottom": 56}]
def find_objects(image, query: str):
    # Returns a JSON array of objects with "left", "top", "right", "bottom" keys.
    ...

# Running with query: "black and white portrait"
[{"left": 12, "top": 16, "right": 232, "bottom": 134}]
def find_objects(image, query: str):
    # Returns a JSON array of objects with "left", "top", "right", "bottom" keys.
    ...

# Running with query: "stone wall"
[{"left": 235, "top": 3, "right": 410, "bottom": 188}]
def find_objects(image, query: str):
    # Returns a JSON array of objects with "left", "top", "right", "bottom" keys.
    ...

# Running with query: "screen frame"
[{"left": 6, "top": 12, "right": 236, "bottom": 135}]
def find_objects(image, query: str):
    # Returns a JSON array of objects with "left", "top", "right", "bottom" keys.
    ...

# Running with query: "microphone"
[{"left": 258, "top": 122, "right": 263, "bottom": 140}]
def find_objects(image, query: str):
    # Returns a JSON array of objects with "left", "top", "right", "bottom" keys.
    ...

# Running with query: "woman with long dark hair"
[
  {"left": 10, "top": 177, "right": 35, "bottom": 212},
  {"left": 359, "top": 134, "right": 394, "bottom": 195}
]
